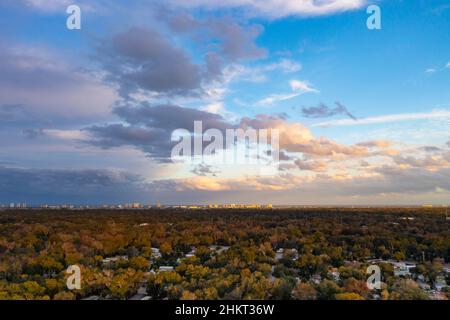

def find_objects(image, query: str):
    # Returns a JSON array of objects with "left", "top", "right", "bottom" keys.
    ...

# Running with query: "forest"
[{"left": 0, "top": 207, "right": 448, "bottom": 300}]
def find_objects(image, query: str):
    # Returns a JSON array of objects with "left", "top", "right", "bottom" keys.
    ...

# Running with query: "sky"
[{"left": 0, "top": 0, "right": 449, "bottom": 205}]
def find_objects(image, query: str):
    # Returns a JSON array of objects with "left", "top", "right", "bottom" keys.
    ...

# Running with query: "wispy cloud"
[
  {"left": 312, "top": 110, "right": 450, "bottom": 127},
  {"left": 425, "top": 62, "right": 449, "bottom": 74},
  {"left": 257, "top": 92, "right": 302, "bottom": 105},
  {"left": 170, "top": 0, "right": 367, "bottom": 18},
  {"left": 257, "top": 79, "right": 318, "bottom": 105},
  {"left": 289, "top": 80, "right": 318, "bottom": 93}
]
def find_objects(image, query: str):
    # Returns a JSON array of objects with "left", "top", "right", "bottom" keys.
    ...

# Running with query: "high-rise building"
[{"left": 132, "top": 203, "right": 142, "bottom": 209}]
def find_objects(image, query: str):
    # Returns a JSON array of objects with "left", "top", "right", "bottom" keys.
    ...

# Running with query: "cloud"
[
  {"left": 256, "top": 79, "right": 318, "bottom": 105},
  {"left": 166, "top": 13, "right": 266, "bottom": 61},
  {"left": 392, "top": 154, "right": 450, "bottom": 169},
  {"left": 301, "top": 102, "right": 356, "bottom": 119},
  {"left": 356, "top": 140, "right": 392, "bottom": 149},
  {"left": 84, "top": 103, "right": 233, "bottom": 161},
  {"left": 265, "top": 59, "right": 302, "bottom": 73},
  {"left": 112, "top": 103, "right": 231, "bottom": 132},
  {"left": 21, "top": 128, "right": 87, "bottom": 141},
  {"left": 419, "top": 146, "right": 441, "bottom": 153},
  {"left": 96, "top": 27, "right": 203, "bottom": 98},
  {"left": 289, "top": 80, "right": 319, "bottom": 93},
  {"left": 228, "top": 59, "right": 302, "bottom": 83},
  {"left": 22, "top": 128, "right": 44, "bottom": 140},
  {"left": 312, "top": 110, "right": 450, "bottom": 127},
  {"left": 0, "top": 104, "right": 26, "bottom": 123},
  {"left": 170, "top": 0, "right": 367, "bottom": 18},
  {"left": 3, "top": 163, "right": 450, "bottom": 205},
  {"left": 22, "top": 0, "right": 71, "bottom": 11},
  {"left": 257, "top": 93, "right": 302, "bottom": 105},
  {"left": 294, "top": 159, "right": 327, "bottom": 172},
  {"left": 239, "top": 114, "right": 369, "bottom": 157},
  {"left": 0, "top": 43, "right": 117, "bottom": 119},
  {"left": 191, "top": 163, "right": 220, "bottom": 176},
  {"left": 43, "top": 129, "right": 88, "bottom": 140},
  {"left": 8, "top": 0, "right": 98, "bottom": 13},
  {"left": 85, "top": 103, "right": 371, "bottom": 163},
  {"left": 0, "top": 166, "right": 147, "bottom": 204},
  {"left": 154, "top": 165, "right": 450, "bottom": 202},
  {"left": 96, "top": 20, "right": 265, "bottom": 99}
]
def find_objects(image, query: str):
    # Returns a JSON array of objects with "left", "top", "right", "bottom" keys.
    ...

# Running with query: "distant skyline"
[{"left": 0, "top": 0, "right": 450, "bottom": 205}]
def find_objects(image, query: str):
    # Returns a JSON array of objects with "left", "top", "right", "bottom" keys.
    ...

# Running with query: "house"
[
  {"left": 428, "top": 290, "right": 447, "bottom": 300},
  {"left": 435, "top": 276, "right": 447, "bottom": 291},
  {"left": 217, "top": 246, "right": 230, "bottom": 254},
  {"left": 275, "top": 248, "right": 284, "bottom": 261},
  {"left": 129, "top": 286, "right": 148, "bottom": 300},
  {"left": 289, "top": 248, "right": 299, "bottom": 261},
  {"left": 129, "top": 293, "right": 146, "bottom": 300},
  {"left": 392, "top": 261, "right": 416, "bottom": 277},
  {"left": 443, "top": 265, "right": 450, "bottom": 274},
  {"left": 312, "top": 274, "right": 322, "bottom": 285},
  {"left": 159, "top": 266, "right": 174, "bottom": 272},
  {"left": 366, "top": 258, "right": 387, "bottom": 264},
  {"left": 151, "top": 247, "right": 162, "bottom": 259},
  {"left": 269, "top": 266, "right": 276, "bottom": 282},
  {"left": 328, "top": 268, "right": 341, "bottom": 282},
  {"left": 102, "top": 255, "right": 128, "bottom": 265},
  {"left": 186, "top": 247, "right": 196, "bottom": 258},
  {"left": 418, "top": 280, "right": 430, "bottom": 291}
]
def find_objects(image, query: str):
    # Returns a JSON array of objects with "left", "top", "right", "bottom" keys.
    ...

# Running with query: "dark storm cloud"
[
  {"left": 113, "top": 103, "right": 231, "bottom": 131},
  {"left": 301, "top": 102, "right": 357, "bottom": 120},
  {"left": 0, "top": 166, "right": 147, "bottom": 204},
  {"left": 95, "top": 13, "right": 265, "bottom": 99},
  {"left": 85, "top": 124, "right": 166, "bottom": 152},
  {"left": 84, "top": 103, "right": 233, "bottom": 161},
  {"left": 96, "top": 27, "right": 203, "bottom": 98},
  {"left": 166, "top": 13, "right": 265, "bottom": 81}
]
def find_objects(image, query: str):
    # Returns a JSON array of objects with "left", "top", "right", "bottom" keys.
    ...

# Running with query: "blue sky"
[{"left": 0, "top": 0, "right": 449, "bottom": 205}]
